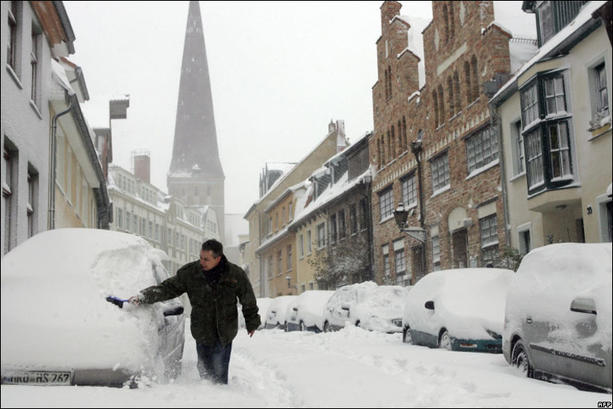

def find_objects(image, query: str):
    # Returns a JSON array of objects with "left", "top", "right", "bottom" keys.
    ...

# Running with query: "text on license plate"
[{"left": 2, "top": 370, "right": 73, "bottom": 385}]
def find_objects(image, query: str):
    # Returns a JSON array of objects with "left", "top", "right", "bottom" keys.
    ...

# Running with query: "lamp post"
[{"left": 393, "top": 131, "right": 427, "bottom": 282}]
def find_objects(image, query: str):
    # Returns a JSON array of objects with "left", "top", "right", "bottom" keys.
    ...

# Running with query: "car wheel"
[
  {"left": 512, "top": 340, "right": 533, "bottom": 378},
  {"left": 439, "top": 330, "right": 452, "bottom": 350},
  {"left": 299, "top": 321, "right": 305, "bottom": 331},
  {"left": 402, "top": 326, "right": 412, "bottom": 344},
  {"left": 284, "top": 321, "right": 288, "bottom": 332},
  {"left": 323, "top": 321, "right": 330, "bottom": 333}
]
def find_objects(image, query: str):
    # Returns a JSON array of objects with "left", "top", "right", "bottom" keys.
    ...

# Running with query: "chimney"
[{"left": 132, "top": 150, "right": 151, "bottom": 184}]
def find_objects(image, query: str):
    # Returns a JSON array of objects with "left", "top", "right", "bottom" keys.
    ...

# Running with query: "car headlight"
[{"left": 486, "top": 329, "right": 502, "bottom": 340}]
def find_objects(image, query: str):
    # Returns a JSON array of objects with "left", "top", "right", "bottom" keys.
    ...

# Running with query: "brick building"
[{"left": 370, "top": 1, "right": 514, "bottom": 284}]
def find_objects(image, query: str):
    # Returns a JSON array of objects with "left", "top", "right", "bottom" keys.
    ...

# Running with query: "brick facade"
[{"left": 370, "top": 1, "right": 512, "bottom": 284}]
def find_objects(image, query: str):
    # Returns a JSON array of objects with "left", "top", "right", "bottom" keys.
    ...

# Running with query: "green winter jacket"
[{"left": 140, "top": 256, "right": 261, "bottom": 346}]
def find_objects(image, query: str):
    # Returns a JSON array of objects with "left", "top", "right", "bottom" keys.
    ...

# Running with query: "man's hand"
[
  {"left": 248, "top": 330, "right": 255, "bottom": 338},
  {"left": 128, "top": 295, "right": 142, "bottom": 305}
]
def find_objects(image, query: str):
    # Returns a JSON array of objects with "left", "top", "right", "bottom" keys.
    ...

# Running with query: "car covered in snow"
[
  {"left": 1, "top": 228, "right": 186, "bottom": 387},
  {"left": 503, "top": 243, "right": 612, "bottom": 393},
  {"left": 285, "top": 290, "right": 334, "bottom": 332},
  {"left": 239, "top": 297, "right": 273, "bottom": 330},
  {"left": 323, "top": 282, "right": 407, "bottom": 333},
  {"left": 402, "top": 268, "right": 514, "bottom": 353},
  {"left": 263, "top": 295, "right": 297, "bottom": 330}
]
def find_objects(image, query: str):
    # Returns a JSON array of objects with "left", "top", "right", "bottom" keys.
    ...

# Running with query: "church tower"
[{"left": 168, "top": 1, "right": 224, "bottom": 241}]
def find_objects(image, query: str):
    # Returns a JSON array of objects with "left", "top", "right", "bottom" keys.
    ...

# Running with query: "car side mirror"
[
  {"left": 570, "top": 297, "right": 597, "bottom": 315},
  {"left": 163, "top": 306, "right": 184, "bottom": 317},
  {"left": 425, "top": 301, "right": 435, "bottom": 310}
]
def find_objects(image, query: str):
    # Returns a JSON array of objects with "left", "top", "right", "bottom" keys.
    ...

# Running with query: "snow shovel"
[{"left": 106, "top": 295, "right": 129, "bottom": 309}]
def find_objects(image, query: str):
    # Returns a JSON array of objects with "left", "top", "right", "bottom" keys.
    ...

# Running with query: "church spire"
[
  {"left": 168, "top": 1, "right": 225, "bottom": 242},
  {"left": 169, "top": 0, "right": 223, "bottom": 178}
]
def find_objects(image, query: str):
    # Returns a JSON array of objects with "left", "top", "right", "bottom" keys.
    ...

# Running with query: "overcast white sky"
[{"left": 63, "top": 1, "right": 535, "bottom": 215}]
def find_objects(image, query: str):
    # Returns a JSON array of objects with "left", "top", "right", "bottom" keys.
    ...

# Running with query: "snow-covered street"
[{"left": 2, "top": 321, "right": 610, "bottom": 408}]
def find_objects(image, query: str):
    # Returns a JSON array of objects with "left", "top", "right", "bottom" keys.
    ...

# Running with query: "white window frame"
[{"left": 378, "top": 186, "right": 393, "bottom": 221}]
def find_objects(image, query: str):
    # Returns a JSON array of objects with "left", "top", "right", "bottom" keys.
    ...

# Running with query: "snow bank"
[
  {"left": 1, "top": 228, "right": 171, "bottom": 375},
  {"left": 404, "top": 268, "right": 514, "bottom": 339},
  {"left": 505, "top": 243, "right": 612, "bottom": 356}
]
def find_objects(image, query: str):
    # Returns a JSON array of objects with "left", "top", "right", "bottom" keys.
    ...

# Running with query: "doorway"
[{"left": 452, "top": 229, "right": 468, "bottom": 268}]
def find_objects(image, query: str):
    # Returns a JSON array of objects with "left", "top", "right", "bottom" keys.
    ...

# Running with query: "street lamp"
[{"left": 393, "top": 202, "right": 425, "bottom": 243}]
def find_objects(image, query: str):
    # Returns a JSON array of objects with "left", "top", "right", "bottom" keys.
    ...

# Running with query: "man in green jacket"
[{"left": 129, "top": 239, "right": 261, "bottom": 384}]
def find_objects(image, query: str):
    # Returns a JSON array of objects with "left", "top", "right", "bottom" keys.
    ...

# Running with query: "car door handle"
[{"left": 526, "top": 317, "right": 533, "bottom": 324}]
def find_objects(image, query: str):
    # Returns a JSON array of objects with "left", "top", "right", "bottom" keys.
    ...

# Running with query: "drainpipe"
[{"left": 48, "top": 101, "right": 73, "bottom": 230}]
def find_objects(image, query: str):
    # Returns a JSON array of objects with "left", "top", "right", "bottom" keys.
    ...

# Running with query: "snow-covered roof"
[
  {"left": 50, "top": 59, "right": 75, "bottom": 96},
  {"left": 491, "top": 1, "right": 606, "bottom": 104},
  {"left": 508, "top": 37, "right": 539, "bottom": 74},
  {"left": 290, "top": 166, "right": 373, "bottom": 229}
]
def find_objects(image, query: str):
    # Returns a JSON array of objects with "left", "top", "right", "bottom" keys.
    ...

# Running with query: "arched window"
[
  {"left": 454, "top": 70, "right": 461, "bottom": 112},
  {"left": 438, "top": 85, "right": 445, "bottom": 122},
  {"left": 391, "top": 125, "right": 396, "bottom": 159},
  {"left": 447, "top": 76, "right": 455, "bottom": 116},
  {"left": 471, "top": 55, "right": 479, "bottom": 102},
  {"left": 387, "top": 130, "right": 392, "bottom": 163},
  {"left": 464, "top": 61, "right": 472, "bottom": 105},
  {"left": 442, "top": 4, "right": 449, "bottom": 44},
  {"left": 433, "top": 91, "right": 439, "bottom": 126}
]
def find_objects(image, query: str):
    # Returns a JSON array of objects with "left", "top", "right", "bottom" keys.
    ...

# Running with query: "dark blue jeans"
[{"left": 196, "top": 340, "right": 232, "bottom": 384}]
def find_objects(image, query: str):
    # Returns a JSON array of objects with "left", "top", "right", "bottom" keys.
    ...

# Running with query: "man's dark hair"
[{"left": 202, "top": 239, "right": 223, "bottom": 257}]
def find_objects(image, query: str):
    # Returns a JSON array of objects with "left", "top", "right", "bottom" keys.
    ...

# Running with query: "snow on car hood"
[
  {"left": 293, "top": 291, "right": 334, "bottom": 328},
  {"left": 505, "top": 243, "right": 612, "bottom": 355},
  {"left": 1, "top": 228, "right": 169, "bottom": 373},
  {"left": 404, "top": 269, "right": 514, "bottom": 340},
  {"left": 352, "top": 286, "right": 408, "bottom": 331}
]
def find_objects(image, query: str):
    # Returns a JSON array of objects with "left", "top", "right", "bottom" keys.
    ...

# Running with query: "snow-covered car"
[
  {"left": 503, "top": 243, "right": 612, "bottom": 393},
  {"left": 1, "top": 229, "right": 186, "bottom": 387},
  {"left": 323, "top": 281, "right": 407, "bottom": 333},
  {"left": 264, "top": 295, "right": 297, "bottom": 330},
  {"left": 351, "top": 285, "right": 409, "bottom": 333},
  {"left": 402, "top": 268, "right": 514, "bottom": 353},
  {"left": 285, "top": 290, "right": 334, "bottom": 332},
  {"left": 239, "top": 297, "right": 272, "bottom": 330}
]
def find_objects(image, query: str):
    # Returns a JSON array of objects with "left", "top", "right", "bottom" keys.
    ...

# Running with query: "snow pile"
[
  {"left": 1, "top": 228, "right": 171, "bottom": 376},
  {"left": 264, "top": 295, "right": 297, "bottom": 327},
  {"left": 291, "top": 290, "right": 334, "bottom": 330},
  {"left": 404, "top": 268, "right": 514, "bottom": 339},
  {"left": 505, "top": 243, "right": 612, "bottom": 356},
  {"left": 352, "top": 285, "right": 409, "bottom": 333}
]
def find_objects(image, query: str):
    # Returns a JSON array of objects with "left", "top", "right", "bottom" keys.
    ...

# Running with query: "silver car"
[
  {"left": 503, "top": 243, "right": 612, "bottom": 393},
  {"left": 1, "top": 229, "right": 185, "bottom": 388}
]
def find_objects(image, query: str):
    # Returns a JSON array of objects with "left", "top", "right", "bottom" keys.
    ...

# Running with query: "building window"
[
  {"left": 437, "top": 85, "right": 445, "bottom": 123},
  {"left": 433, "top": 91, "right": 440, "bottom": 127},
  {"left": 338, "top": 209, "right": 346, "bottom": 239},
  {"left": 480, "top": 214, "right": 499, "bottom": 265},
  {"left": 30, "top": 24, "right": 42, "bottom": 106},
  {"left": 360, "top": 198, "right": 369, "bottom": 231},
  {"left": 401, "top": 173, "right": 417, "bottom": 208},
  {"left": 26, "top": 166, "right": 38, "bottom": 238},
  {"left": 349, "top": 204, "right": 357, "bottom": 234},
  {"left": 390, "top": 126, "right": 396, "bottom": 159},
  {"left": 402, "top": 116, "right": 408, "bottom": 151},
  {"left": 378, "top": 186, "right": 393, "bottom": 221},
  {"left": 317, "top": 223, "right": 326, "bottom": 249},
  {"left": 277, "top": 250, "right": 282, "bottom": 275},
  {"left": 299, "top": 234, "right": 304, "bottom": 258},
  {"left": 464, "top": 61, "right": 472, "bottom": 106},
  {"left": 382, "top": 244, "right": 390, "bottom": 279},
  {"left": 447, "top": 76, "right": 455, "bottom": 117},
  {"left": 537, "top": 1, "right": 555, "bottom": 45},
  {"left": 432, "top": 235, "right": 441, "bottom": 271},
  {"left": 518, "top": 227, "right": 531, "bottom": 256},
  {"left": 431, "top": 152, "right": 450, "bottom": 193},
  {"left": 7, "top": 1, "right": 20, "bottom": 75},
  {"left": 287, "top": 245, "right": 292, "bottom": 271},
  {"left": 306, "top": 229, "right": 312, "bottom": 254},
  {"left": 330, "top": 214, "right": 337, "bottom": 244},
  {"left": 453, "top": 71, "right": 461, "bottom": 113},
  {"left": 535, "top": 1, "right": 587, "bottom": 47},
  {"left": 590, "top": 62, "right": 609, "bottom": 125},
  {"left": 442, "top": 4, "right": 449, "bottom": 43},
  {"left": 117, "top": 208, "right": 123, "bottom": 229},
  {"left": 466, "top": 125, "right": 498, "bottom": 174},
  {"left": 394, "top": 240, "right": 406, "bottom": 275},
  {"left": 377, "top": 138, "right": 382, "bottom": 168},
  {"left": 471, "top": 55, "right": 479, "bottom": 102},
  {"left": 511, "top": 120, "right": 524, "bottom": 176},
  {"left": 520, "top": 71, "right": 575, "bottom": 194}
]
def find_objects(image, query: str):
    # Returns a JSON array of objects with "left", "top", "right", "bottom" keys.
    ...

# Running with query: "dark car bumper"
[{"left": 453, "top": 338, "right": 502, "bottom": 353}]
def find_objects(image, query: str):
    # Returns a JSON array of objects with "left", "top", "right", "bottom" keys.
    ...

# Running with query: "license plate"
[{"left": 2, "top": 370, "right": 73, "bottom": 385}]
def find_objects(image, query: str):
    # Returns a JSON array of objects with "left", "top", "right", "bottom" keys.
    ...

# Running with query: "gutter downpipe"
[{"left": 48, "top": 100, "right": 73, "bottom": 230}]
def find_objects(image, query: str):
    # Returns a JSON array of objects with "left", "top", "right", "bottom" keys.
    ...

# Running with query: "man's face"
[{"left": 200, "top": 250, "right": 221, "bottom": 271}]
